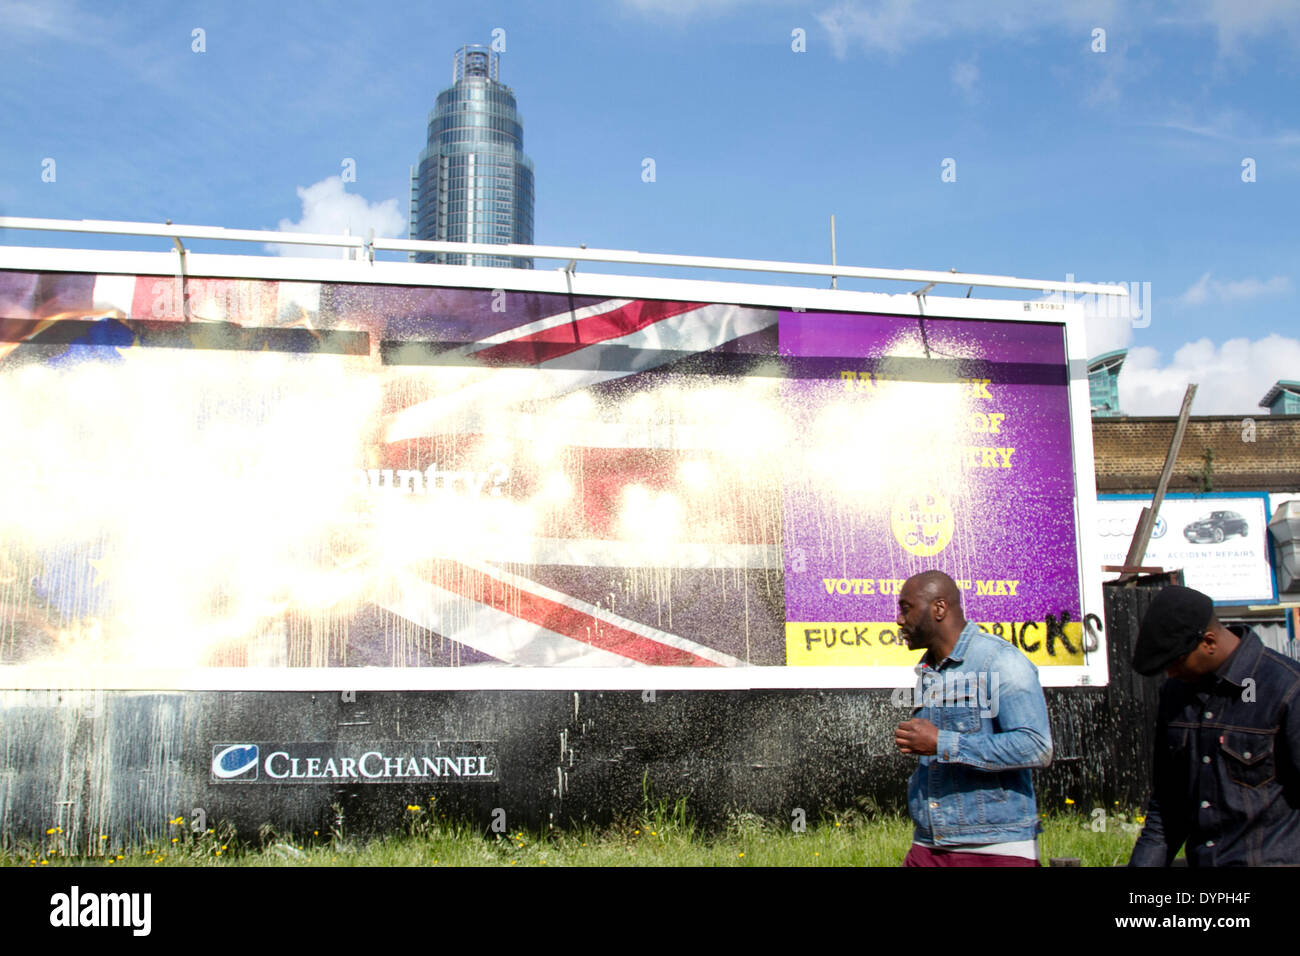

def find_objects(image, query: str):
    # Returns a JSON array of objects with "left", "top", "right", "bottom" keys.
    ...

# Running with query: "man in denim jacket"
[{"left": 894, "top": 571, "right": 1053, "bottom": 866}]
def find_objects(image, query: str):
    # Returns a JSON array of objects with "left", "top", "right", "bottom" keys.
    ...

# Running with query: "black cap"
[{"left": 1132, "top": 585, "right": 1214, "bottom": 676}]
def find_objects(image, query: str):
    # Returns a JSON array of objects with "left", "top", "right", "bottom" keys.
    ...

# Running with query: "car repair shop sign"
[{"left": 1096, "top": 493, "right": 1275, "bottom": 604}]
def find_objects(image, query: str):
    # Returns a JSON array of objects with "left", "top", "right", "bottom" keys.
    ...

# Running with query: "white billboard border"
[{"left": 0, "top": 245, "right": 1108, "bottom": 689}]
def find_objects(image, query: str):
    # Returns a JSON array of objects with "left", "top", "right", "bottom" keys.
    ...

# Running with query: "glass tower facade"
[
  {"left": 1260, "top": 381, "right": 1300, "bottom": 415},
  {"left": 410, "top": 45, "right": 534, "bottom": 269},
  {"left": 1088, "top": 349, "right": 1126, "bottom": 417}
]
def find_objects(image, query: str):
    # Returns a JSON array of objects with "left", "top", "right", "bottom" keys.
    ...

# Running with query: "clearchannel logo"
[
  {"left": 211, "top": 744, "right": 260, "bottom": 780},
  {"left": 209, "top": 741, "right": 498, "bottom": 784}
]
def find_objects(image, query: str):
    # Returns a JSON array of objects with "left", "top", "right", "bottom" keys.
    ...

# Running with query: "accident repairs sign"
[
  {"left": 210, "top": 742, "right": 497, "bottom": 784},
  {"left": 1096, "top": 493, "right": 1275, "bottom": 604},
  {"left": 0, "top": 261, "right": 1102, "bottom": 688}
]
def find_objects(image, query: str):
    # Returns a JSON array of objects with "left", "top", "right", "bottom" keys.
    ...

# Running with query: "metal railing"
[{"left": 0, "top": 216, "right": 1129, "bottom": 297}]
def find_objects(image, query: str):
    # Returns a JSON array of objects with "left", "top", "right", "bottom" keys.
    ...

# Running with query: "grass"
[{"left": 1, "top": 803, "right": 1144, "bottom": 867}]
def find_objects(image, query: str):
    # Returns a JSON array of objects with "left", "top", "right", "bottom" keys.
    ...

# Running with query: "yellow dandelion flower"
[
  {"left": 171, "top": 838, "right": 179, "bottom": 843},
  {"left": 100, "top": 834, "right": 107, "bottom": 840},
  {"left": 835, "top": 821, "right": 841, "bottom": 827},
  {"left": 40, "top": 859, "right": 48, "bottom": 865},
  {"left": 738, "top": 852, "right": 745, "bottom": 858},
  {"left": 1064, "top": 797, "right": 1076, "bottom": 805},
  {"left": 45, "top": 828, "right": 56, "bottom": 835}
]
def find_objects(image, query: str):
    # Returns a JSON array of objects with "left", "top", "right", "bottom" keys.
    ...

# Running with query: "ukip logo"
[{"left": 891, "top": 491, "right": 954, "bottom": 558}]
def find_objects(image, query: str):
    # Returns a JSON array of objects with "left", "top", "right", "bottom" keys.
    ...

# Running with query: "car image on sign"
[{"left": 1183, "top": 510, "right": 1249, "bottom": 544}]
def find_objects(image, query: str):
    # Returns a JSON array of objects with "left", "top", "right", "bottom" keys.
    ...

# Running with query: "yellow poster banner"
[{"left": 785, "top": 621, "right": 1091, "bottom": 667}]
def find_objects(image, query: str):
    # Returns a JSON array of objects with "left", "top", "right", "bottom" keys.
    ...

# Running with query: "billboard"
[
  {"left": 1096, "top": 493, "right": 1276, "bottom": 604},
  {"left": 0, "top": 252, "right": 1105, "bottom": 688}
]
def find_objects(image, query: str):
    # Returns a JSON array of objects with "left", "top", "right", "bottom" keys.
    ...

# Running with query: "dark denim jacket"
[{"left": 1130, "top": 628, "right": 1300, "bottom": 867}]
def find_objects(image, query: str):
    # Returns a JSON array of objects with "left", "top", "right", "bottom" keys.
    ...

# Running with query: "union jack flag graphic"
[
  {"left": 332, "top": 285, "right": 788, "bottom": 669},
  {"left": 0, "top": 271, "right": 788, "bottom": 669}
]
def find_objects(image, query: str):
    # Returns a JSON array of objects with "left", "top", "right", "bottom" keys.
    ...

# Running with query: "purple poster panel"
[{"left": 779, "top": 310, "right": 1089, "bottom": 667}]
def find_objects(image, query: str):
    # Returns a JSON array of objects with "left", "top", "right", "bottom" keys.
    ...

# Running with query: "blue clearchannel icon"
[{"left": 211, "top": 744, "right": 259, "bottom": 780}]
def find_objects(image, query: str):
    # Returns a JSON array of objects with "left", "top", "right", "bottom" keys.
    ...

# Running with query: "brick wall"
[{"left": 1092, "top": 415, "right": 1300, "bottom": 494}]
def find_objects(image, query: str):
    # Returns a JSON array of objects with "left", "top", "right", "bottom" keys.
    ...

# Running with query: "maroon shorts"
[{"left": 904, "top": 844, "right": 1041, "bottom": 867}]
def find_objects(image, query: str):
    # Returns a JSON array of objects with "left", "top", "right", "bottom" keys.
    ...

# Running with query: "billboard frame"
[{"left": 0, "top": 236, "right": 1109, "bottom": 689}]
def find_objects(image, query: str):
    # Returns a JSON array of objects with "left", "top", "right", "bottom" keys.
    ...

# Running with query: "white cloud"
[
  {"left": 1176, "top": 272, "right": 1292, "bottom": 307},
  {"left": 1081, "top": 41, "right": 1134, "bottom": 106},
  {"left": 268, "top": 177, "right": 405, "bottom": 258},
  {"left": 1148, "top": 106, "right": 1300, "bottom": 146},
  {"left": 1083, "top": 302, "right": 1136, "bottom": 357},
  {"left": 0, "top": 0, "right": 98, "bottom": 42},
  {"left": 1196, "top": 0, "right": 1300, "bottom": 56},
  {"left": 950, "top": 58, "right": 979, "bottom": 97},
  {"left": 817, "top": 0, "right": 1117, "bottom": 58},
  {"left": 815, "top": 0, "right": 1297, "bottom": 59},
  {"left": 1120, "top": 333, "right": 1300, "bottom": 415},
  {"left": 618, "top": 0, "right": 791, "bottom": 18}
]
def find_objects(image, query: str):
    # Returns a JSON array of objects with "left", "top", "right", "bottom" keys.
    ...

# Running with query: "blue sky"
[{"left": 1, "top": 0, "right": 1297, "bottom": 415}]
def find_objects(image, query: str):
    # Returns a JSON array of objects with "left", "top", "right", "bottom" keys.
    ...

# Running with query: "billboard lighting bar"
[{"left": 0, "top": 216, "right": 1129, "bottom": 298}]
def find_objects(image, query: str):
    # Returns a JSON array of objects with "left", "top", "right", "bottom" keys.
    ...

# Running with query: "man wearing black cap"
[{"left": 1129, "top": 584, "right": 1300, "bottom": 866}]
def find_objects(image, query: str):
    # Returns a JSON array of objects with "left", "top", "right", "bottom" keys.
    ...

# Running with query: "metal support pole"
[{"left": 1120, "top": 384, "right": 1199, "bottom": 577}]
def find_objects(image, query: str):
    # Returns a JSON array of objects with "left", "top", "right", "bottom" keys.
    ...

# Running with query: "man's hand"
[{"left": 895, "top": 718, "right": 939, "bottom": 756}]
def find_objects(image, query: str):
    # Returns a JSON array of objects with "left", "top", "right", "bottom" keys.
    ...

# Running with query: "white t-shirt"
[{"left": 915, "top": 838, "right": 1039, "bottom": 860}]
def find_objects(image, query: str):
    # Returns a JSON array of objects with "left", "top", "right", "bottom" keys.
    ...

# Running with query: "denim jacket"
[
  {"left": 1130, "top": 628, "right": 1300, "bottom": 867},
  {"left": 907, "top": 621, "right": 1054, "bottom": 845}
]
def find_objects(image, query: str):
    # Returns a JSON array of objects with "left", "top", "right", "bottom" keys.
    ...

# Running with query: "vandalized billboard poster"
[{"left": 0, "top": 258, "right": 1104, "bottom": 688}]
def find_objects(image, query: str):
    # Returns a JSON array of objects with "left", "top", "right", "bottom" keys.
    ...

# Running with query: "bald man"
[{"left": 894, "top": 570, "right": 1053, "bottom": 866}]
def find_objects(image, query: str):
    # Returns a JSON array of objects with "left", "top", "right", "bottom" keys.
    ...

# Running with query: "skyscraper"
[
  {"left": 410, "top": 45, "right": 534, "bottom": 268},
  {"left": 1088, "top": 349, "right": 1126, "bottom": 417}
]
